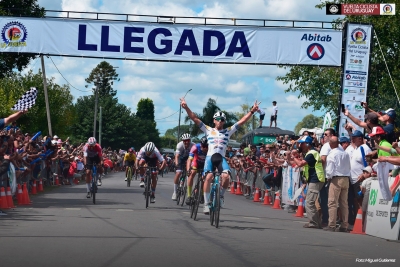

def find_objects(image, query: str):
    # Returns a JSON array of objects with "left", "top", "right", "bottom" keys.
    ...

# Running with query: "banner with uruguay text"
[{"left": 0, "top": 17, "right": 342, "bottom": 66}]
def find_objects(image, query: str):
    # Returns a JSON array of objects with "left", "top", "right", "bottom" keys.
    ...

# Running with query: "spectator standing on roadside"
[
  {"left": 324, "top": 136, "right": 350, "bottom": 232},
  {"left": 289, "top": 136, "right": 325, "bottom": 229},
  {"left": 344, "top": 109, "right": 380, "bottom": 134},
  {"left": 270, "top": 101, "right": 278, "bottom": 128},
  {"left": 255, "top": 107, "right": 265, "bottom": 128}
]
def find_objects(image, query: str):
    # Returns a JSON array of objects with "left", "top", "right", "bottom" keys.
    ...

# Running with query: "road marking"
[
  {"left": 293, "top": 221, "right": 307, "bottom": 223},
  {"left": 116, "top": 209, "right": 134, "bottom": 212},
  {"left": 243, "top": 217, "right": 260, "bottom": 220},
  {"left": 182, "top": 212, "right": 190, "bottom": 215},
  {"left": 65, "top": 208, "right": 81, "bottom": 210}
]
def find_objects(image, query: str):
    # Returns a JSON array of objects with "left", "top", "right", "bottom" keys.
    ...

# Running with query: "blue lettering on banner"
[
  {"left": 301, "top": 34, "right": 332, "bottom": 42},
  {"left": 148, "top": 28, "right": 172, "bottom": 54},
  {"left": 123, "top": 27, "right": 144, "bottom": 53},
  {"left": 174, "top": 29, "right": 200, "bottom": 56},
  {"left": 226, "top": 31, "right": 251, "bottom": 57},
  {"left": 203, "top": 30, "right": 225, "bottom": 56},
  {"left": 101, "top": 26, "right": 120, "bottom": 52},
  {"left": 78, "top": 25, "right": 97, "bottom": 51}
]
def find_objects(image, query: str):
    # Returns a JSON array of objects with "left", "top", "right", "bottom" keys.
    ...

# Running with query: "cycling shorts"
[
  {"left": 125, "top": 160, "right": 135, "bottom": 167},
  {"left": 142, "top": 156, "right": 158, "bottom": 167},
  {"left": 86, "top": 155, "right": 100, "bottom": 169},
  {"left": 191, "top": 160, "right": 205, "bottom": 170},
  {"left": 204, "top": 154, "right": 230, "bottom": 174},
  {"left": 176, "top": 156, "right": 188, "bottom": 172}
]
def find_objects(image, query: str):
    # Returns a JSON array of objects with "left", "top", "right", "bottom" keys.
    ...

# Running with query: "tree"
[
  {"left": 234, "top": 103, "right": 259, "bottom": 140},
  {"left": 165, "top": 125, "right": 191, "bottom": 139},
  {"left": 277, "top": 0, "right": 400, "bottom": 120},
  {"left": 184, "top": 98, "right": 238, "bottom": 136},
  {"left": 135, "top": 98, "right": 160, "bottom": 147},
  {"left": 294, "top": 114, "right": 323, "bottom": 135},
  {"left": 0, "top": 0, "right": 45, "bottom": 78},
  {"left": 85, "top": 61, "right": 119, "bottom": 97},
  {"left": 136, "top": 98, "right": 155, "bottom": 121}
]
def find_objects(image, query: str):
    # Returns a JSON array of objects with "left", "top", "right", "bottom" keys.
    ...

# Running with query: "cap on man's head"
[
  {"left": 369, "top": 126, "right": 386, "bottom": 137},
  {"left": 297, "top": 136, "right": 313, "bottom": 144},
  {"left": 350, "top": 130, "right": 364, "bottom": 138},
  {"left": 364, "top": 112, "right": 379, "bottom": 124},
  {"left": 53, "top": 135, "right": 59, "bottom": 139},
  {"left": 363, "top": 166, "right": 373, "bottom": 173},
  {"left": 74, "top": 157, "right": 79, "bottom": 161},
  {"left": 380, "top": 108, "right": 396, "bottom": 119},
  {"left": 339, "top": 137, "right": 350, "bottom": 143}
]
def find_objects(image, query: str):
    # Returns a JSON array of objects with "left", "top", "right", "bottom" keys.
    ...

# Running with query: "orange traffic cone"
[
  {"left": 350, "top": 208, "right": 365, "bottom": 235},
  {"left": 235, "top": 181, "right": 243, "bottom": 195},
  {"left": 294, "top": 197, "right": 304, "bottom": 218},
  {"left": 6, "top": 187, "right": 16, "bottom": 208},
  {"left": 0, "top": 187, "right": 10, "bottom": 209},
  {"left": 17, "top": 184, "right": 23, "bottom": 205},
  {"left": 31, "top": 181, "right": 37, "bottom": 195},
  {"left": 230, "top": 182, "right": 235, "bottom": 194},
  {"left": 263, "top": 190, "right": 271, "bottom": 205},
  {"left": 21, "top": 183, "right": 32, "bottom": 205},
  {"left": 272, "top": 191, "right": 281, "bottom": 209},
  {"left": 253, "top": 188, "right": 260, "bottom": 202},
  {"left": 74, "top": 178, "right": 79, "bottom": 185},
  {"left": 38, "top": 179, "right": 44, "bottom": 192},
  {"left": 55, "top": 175, "right": 60, "bottom": 186}
]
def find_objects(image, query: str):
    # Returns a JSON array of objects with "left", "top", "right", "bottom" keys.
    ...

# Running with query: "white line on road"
[
  {"left": 243, "top": 217, "right": 260, "bottom": 220},
  {"left": 116, "top": 209, "right": 134, "bottom": 211},
  {"left": 65, "top": 208, "right": 81, "bottom": 210}
]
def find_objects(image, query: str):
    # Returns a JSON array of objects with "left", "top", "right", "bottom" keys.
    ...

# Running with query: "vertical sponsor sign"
[
  {"left": 366, "top": 179, "right": 400, "bottom": 240},
  {"left": 281, "top": 166, "right": 300, "bottom": 205},
  {"left": 338, "top": 23, "right": 373, "bottom": 138}
]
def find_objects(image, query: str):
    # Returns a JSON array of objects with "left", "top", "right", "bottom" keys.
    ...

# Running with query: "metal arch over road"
[{"left": 0, "top": 10, "right": 343, "bottom": 66}]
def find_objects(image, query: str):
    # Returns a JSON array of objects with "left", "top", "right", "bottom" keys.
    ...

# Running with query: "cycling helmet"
[
  {"left": 87, "top": 137, "right": 96, "bottom": 145},
  {"left": 128, "top": 148, "right": 133, "bottom": 153},
  {"left": 213, "top": 111, "right": 226, "bottom": 120},
  {"left": 200, "top": 136, "right": 208, "bottom": 146},
  {"left": 181, "top": 133, "right": 191, "bottom": 140},
  {"left": 144, "top": 142, "right": 155, "bottom": 153},
  {"left": 131, "top": 147, "right": 135, "bottom": 151}
]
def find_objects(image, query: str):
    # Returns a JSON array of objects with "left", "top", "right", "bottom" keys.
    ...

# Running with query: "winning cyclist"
[
  {"left": 185, "top": 136, "right": 208, "bottom": 205},
  {"left": 83, "top": 137, "right": 103, "bottom": 198},
  {"left": 180, "top": 98, "right": 260, "bottom": 214},
  {"left": 123, "top": 148, "right": 136, "bottom": 182},
  {"left": 136, "top": 142, "right": 166, "bottom": 203},
  {"left": 172, "top": 133, "right": 196, "bottom": 201}
]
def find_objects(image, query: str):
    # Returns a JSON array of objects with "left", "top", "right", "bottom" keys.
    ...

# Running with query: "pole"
[
  {"left": 99, "top": 106, "right": 102, "bottom": 147},
  {"left": 177, "top": 104, "right": 182, "bottom": 144},
  {"left": 93, "top": 83, "right": 99, "bottom": 138},
  {"left": 40, "top": 55, "right": 53, "bottom": 136}
]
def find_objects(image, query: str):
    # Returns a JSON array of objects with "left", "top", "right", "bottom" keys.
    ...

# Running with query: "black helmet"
[{"left": 200, "top": 136, "right": 208, "bottom": 146}]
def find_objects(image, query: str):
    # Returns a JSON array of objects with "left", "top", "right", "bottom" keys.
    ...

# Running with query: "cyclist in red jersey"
[{"left": 83, "top": 137, "right": 103, "bottom": 198}]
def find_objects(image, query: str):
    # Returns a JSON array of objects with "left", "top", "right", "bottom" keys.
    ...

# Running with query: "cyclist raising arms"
[
  {"left": 185, "top": 136, "right": 208, "bottom": 205},
  {"left": 172, "top": 133, "right": 195, "bottom": 201},
  {"left": 83, "top": 137, "right": 103, "bottom": 198},
  {"left": 180, "top": 98, "right": 260, "bottom": 214},
  {"left": 123, "top": 148, "right": 136, "bottom": 181},
  {"left": 136, "top": 142, "right": 166, "bottom": 203}
]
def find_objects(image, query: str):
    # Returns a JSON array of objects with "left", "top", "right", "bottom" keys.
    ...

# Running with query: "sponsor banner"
[
  {"left": 339, "top": 23, "right": 373, "bottom": 138},
  {"left": 281, "top": 166, "right": 300, "bottom": 206},
  {"left": 253, "top": 136, "right": 276, "bottom": 144},
  {"left": 326, "top": 3, "right": 395, "bottom": 15},
  {"left": 322, "top": 112, "right": 332, "bottom": 132},
  {"left": 366, "top": 179, "right": 400, "bottom": 240},
  {"left": 0, "top": 17, "right": 342, "bottom": 66}
]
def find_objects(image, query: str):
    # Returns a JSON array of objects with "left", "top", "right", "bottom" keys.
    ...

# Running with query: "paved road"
[{"left": 0, "top": 171, "right": 398, "bottom": 267}]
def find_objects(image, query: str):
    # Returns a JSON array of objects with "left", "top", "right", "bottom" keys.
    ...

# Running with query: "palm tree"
[{"left": 185, "top": 98, "right": 238, "bottom": 136}]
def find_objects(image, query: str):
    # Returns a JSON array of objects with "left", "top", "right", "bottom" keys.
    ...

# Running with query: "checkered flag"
[{"left": 11, "top": 87, "right": 38, "bottom": 111}]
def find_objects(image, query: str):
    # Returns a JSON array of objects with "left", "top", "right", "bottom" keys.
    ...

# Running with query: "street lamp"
[{"left": 177, "top": 89, "right": 192, "bottom": 143}]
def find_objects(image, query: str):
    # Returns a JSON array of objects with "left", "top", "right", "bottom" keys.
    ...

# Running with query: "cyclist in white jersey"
[{"left": 180, "top": 97, "right": 260, "bottom": 214}]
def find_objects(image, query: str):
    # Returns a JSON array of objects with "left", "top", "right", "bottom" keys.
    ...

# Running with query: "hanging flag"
[
  {"left": 322, "top": 112, "right": 332, "bottom": 131},
  {"left": 11, "top": 87, "right": 38, "bottom": 111}
]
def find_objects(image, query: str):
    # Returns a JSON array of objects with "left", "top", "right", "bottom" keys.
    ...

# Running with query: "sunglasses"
[
  {"left": 324, "top": 133, "right": 329, "bottom": 136},
  {"left": 265, "top": 150, "right": 270, "bottom": 153},
  {"left": 215, "top": 117, "right": 225, "bottom": 122}
]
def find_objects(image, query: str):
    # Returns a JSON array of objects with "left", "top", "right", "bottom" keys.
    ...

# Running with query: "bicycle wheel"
[
  {"left": 190, "top": 177, "right": 199, "bottom": 218},
  {"left": 92, "top": 181, "right": 96, "bottom": 204},
  {"left": 127, "top": 167, "right": 132, "bottom": 187},
  {"left": 135, "top": 169, "right": 138, "bottom": 180},
  {"left": 209, "top": 190, "right": 215, "bottom": 226},
  {"left": 176, "top": 184, "right": 182, "bottom": 205},
  {"left": 215, "top": 184, "right": 220, "bottom": 228},
  {"left": 145, "top": 174, "right": 151, "bottom": 208},
  {"left": 193, "top": 178, "right": 203, "bottom": 221},
  {"left": 180, "top": 179, "right": 187, "bottom": 207}
]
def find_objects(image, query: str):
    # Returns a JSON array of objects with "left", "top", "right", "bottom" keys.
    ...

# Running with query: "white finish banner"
[
  {"left": 366, "top": 179, "right": 400, "bottom": 240},
  {"left": 339, "top": 23, "right": 373, "bottom": 138},
  {"left": 281, "top": 166, "right": 300, "bottom": 206},
  {"left": 0, "top": 17, "right": 342, "bottom": 66}
]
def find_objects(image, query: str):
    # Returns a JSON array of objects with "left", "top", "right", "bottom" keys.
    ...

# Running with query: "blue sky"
[{"left": 31, "top": 0, "right": 341, "bottom": 135}]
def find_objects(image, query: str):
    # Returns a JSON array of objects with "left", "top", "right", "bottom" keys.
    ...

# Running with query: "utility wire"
[
  {"left": 155, "top": 110, "right": 179, "bottom": 120},
  {"left": 48, "top": 56, "right": 91, "bottom": 92}
]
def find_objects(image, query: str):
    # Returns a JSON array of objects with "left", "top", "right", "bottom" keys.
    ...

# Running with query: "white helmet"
[
  {"left": 213, "top": 111, "right": 226, "bottom": 120},
  {"left": 87, "top": 137, "right": 96, "bottom": 145},
  {"left": 144, "top": 142, "right": 155, "bottom": 153},
  {"left": 181, "top": 133, "right": 191, "bottom": 140}
]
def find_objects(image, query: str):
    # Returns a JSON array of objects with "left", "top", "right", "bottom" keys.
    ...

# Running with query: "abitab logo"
[{"left": 301, "top": 33, "right": 332, "bottom": 42}]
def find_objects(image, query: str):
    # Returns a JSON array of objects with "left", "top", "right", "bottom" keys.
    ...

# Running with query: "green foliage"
[
  {"left": 85, "top": 61, "right": 119, "bottom": 97},
  {"left": 234, "top": 103, "right": 259, "bottom": 140},
  {"left": 277, "top": 0, "right": 400, "bottom": 119},
  {"left": 0, "top": 0, "right": 45, "bottom": 78},
  {"left": 165, "top": 125, "right": 191, "bottom": 139},
  {"left": 159, "top": 135, "right": 176, "bottom": 149},
  {"left": 136, "top": 98, "right": 156, "bottom": 121},
  {"left": 294, "top": 114, "right": 324, "bottom": 135}
]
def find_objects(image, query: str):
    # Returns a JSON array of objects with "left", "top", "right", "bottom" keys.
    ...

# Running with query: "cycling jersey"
[
  {"left": 189, "top": 143, "right": 207, "bottom": 170},
  {"left": 124, "top": 152, "right": 136, "bottom": 162},
  {"left": 83, "top": 143, "right": 102, "bottom": 158},
  {"left": 137, "top": 147, "right": 164, "bottom": 162},
  {"left": 175, "top": 141, "right": 195, "bottom": 159},
  {"left": 199, "top": 121, "right": 240, "bottom": 157}
]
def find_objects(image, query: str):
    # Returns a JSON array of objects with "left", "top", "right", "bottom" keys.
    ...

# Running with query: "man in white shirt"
[
  {"left": 256, "top": 107, "right": 265, "bottom": 128},
  {"left": 348, "top": 130, "right": 371, "bottom": 227},
  {"left": 269, "top": 101, "right": 278, "bottom": 128},
  {"left": 324, "top": 136, "right": 351, "bottom": 232}
]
